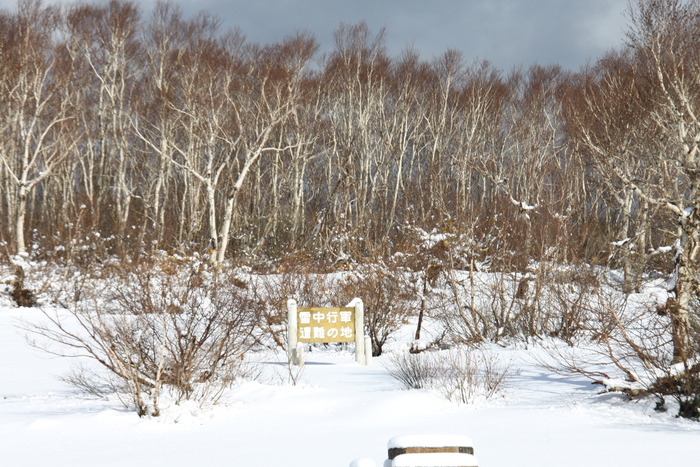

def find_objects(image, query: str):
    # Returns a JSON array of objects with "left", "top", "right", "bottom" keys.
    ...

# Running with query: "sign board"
[
  {"left": 287, "top": 298, "right": 369, "bottom": 365},
  {"left": 296, "top": 307, "right": 355, "bottom": 343}
]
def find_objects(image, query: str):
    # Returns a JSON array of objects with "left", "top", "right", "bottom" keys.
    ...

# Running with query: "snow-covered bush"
[
  {"left": 258, "top": 271, "right": 340, "bottom": 350},
  {"left": 28, "top": 257, "right": 262, "bottom": 417},
  {"left": 383, "top": 347, "right": 510, "bottom": 403},
  {"left": 336, "top": 265, "right": 416, "bottom": 356},
  {"left": 382, "top": 351, "right": 438, "bottom": 390},
  {"left": 542, "top": 273, "right": 700, "bottom": 420}
]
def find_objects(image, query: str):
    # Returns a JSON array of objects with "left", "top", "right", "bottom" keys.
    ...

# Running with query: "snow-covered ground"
[{"left": 1, "top": 305, "right": 699, "bottom": 467}]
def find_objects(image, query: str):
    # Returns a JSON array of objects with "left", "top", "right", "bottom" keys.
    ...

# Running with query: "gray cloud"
[{"left": 1, "top": 0, "right": 630, "bottom": 71}]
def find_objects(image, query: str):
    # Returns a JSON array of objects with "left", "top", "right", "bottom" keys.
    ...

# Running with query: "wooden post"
[
  {"left": 354, "top": 299, "right": 365, "bottom": 365},
  {"left": 296, "top": 342, "right": 305, "bottom": 366},
  {"left": 287, "top": 298, "right": 299, "bottom": 365},
  {"left": 364, "top": 335, "right": 372, "bottom": 366}
]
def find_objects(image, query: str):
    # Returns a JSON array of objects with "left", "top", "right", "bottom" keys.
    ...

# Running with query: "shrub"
[
  {"left": 8, "top": 262, "right": 38, "bottom": 307},
  {"left": 541, "top": 277, "right": 700, "bottom": 421},
  {"left": 28, "top": 260, "right": 261, "bottom": 417},
  {"left": 337, "top": 266, "right": 415, "bottom": 356},
  {"left": 258, "top": 272, "right": 337, "bottom": 350},
  {"left": 382, "top": 351, "right": 438, "bottom": 390},
  {"left": 383, "top": 347, "right": 511, "bottom": 403},
  {"left": 435, "top": 348, "right": 511, "bottom": 404}
]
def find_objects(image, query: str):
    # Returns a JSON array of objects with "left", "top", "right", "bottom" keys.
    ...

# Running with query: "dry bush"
[
  {"left": 435, "top": 348, "right": 511, "bottom": 404},
  {"left": 383, "top": 347, "right": 511, "bottom": 403},
  {"left": 336, "top": 265, "right": 416, "bottom": 356},
  {"left": 541, "top": 276, "right": 700, "bottom": 420},
  {"left": 257, "top": 271, "right": 338, "bottom": 350},
  {"left": 4, "top": 256, "right": 40, "bottom": 307},
  {"left": 8, "top": 264, "right": 38, "bottom": 307},
  {"left": 441, "top": 268, "right": 531, "bottom": 344},
  {"left": 28, "top": 259, "right": 261, "bottom": 417},
  {"left": 541, "top": 263, "right": 600, "bottom": 344},
  {"left": 382, "top": 351, "right": 438, "bottom": 390},
  {"left": 441, "top": 260, "right": 597, "bottom": 346}
]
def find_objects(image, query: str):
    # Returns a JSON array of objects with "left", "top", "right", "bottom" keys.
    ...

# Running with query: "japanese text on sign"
[{"left": 297, "top": 307, "right": 355, "bottom": 343}]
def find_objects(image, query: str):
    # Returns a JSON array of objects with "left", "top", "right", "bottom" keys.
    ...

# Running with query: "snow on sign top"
[
  {"left": 387, "top": 435, "right": 473, "bottom": 450},
  {"left": 391, "top": 453, "right": 479, "bottom": 467}
]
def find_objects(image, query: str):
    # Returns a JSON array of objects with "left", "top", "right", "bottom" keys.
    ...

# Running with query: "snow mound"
[{"left": 391, "top": 453, "right": 479, "bottom": 467}]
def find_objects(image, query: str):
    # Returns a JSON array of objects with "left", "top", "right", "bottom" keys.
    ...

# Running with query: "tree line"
[{"left": 0, "top": 0, "right": 695, "bottom": 290}]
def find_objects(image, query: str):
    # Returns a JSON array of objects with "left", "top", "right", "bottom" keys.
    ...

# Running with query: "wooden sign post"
[{"left": 287, "top": 298, "right": 370, "bottom": 366}]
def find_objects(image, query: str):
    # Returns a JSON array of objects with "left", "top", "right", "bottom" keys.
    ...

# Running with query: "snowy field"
[{"left": 1, "top": 303, "right": 699, "bottom": 467}]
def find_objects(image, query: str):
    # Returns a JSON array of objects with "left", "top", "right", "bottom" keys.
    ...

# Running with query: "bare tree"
[
  {"left": 626, "top": 0, "right": 700, "bottom": 363},
  {"left": 568, "top": 0, "right": 700, "bottom": 362},
  {"left": 0, "top": 0, "right": 79, "bottom": 255},
  {"left": 213, "top": 33, "right": 318, "bottom": 264},
  {"left": 60, "top": 0, "right": 144, "bottom": 254}
]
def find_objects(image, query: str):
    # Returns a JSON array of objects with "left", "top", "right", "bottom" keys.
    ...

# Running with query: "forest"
[
  {"left": 2, "top": 0, "right": 700, "bottom": 418},
  {"left": 1, "top": 0, "right": 680, "bottom": 269}
]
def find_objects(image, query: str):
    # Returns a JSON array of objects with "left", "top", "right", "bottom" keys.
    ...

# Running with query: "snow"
[
  {"left": 652, "top": 245, "right": 673, "bottom": 254},
  {"left": 509, "top": 196, "right": 537, "bottom": 211},
  {"left": 392, "top": 453, "right": 478, "bottom": 467},
  {"left": 350, "top": 459, "right": 378, "bottom": 467},
  {"left": 418, "top": 231, "right": 453, "bottom": 250},
  {"left": 611, "top": 237, "right": 632, "bottom": 247},
  {"left": 2, "top": 305, "right": 700, "bottom": 467}
]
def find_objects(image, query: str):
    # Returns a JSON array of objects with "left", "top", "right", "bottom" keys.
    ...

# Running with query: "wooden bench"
[
  {"left": 349, "top": 434, "right": 479, "bottom": 467},
  {"left": 386, "top": 435, "right": 478, "bottom": 467}
]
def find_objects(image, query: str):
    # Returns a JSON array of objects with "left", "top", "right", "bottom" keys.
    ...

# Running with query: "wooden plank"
[{"left": 388, "top": 446, "right": 474, "bottom": 460}]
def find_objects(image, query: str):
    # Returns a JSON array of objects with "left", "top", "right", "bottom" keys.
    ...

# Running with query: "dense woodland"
[
  {"left": 3, "top": 0, "right": 700, "bottom": 418},
  {"left": 0, "top": 0, "right": 686, "bottom": 270}
]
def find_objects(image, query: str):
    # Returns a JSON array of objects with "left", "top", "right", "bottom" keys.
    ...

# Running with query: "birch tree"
[
  {"left": 135, "top": 2, "right": 197, "bottom": 247},
  {"left": 0, "top": 0, "right": 78, "bottom": 255},
  {"left": 626, "top": 0, "right": 700, "bottom": 362},
  {"left": 570, "top": 0, "right": 700, "bottom": 362},
  {"left": 213, "top": 33, "right": 317, "bottom": 264},
  {"left": 63, "top": 0, "right": 142, "bottom": 251},
  {"left": 320, "top": 22, "right": 391, "bottom": 259}
]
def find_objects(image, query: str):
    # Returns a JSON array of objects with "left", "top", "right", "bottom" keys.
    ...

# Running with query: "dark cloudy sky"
[{"left": 1, "top": 0, "right": 631, "bottom": 71}]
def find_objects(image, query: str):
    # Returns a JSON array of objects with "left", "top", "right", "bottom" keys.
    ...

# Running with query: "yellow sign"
[{"left": 296, "top": 307, "right": 355, "bottom": 343}]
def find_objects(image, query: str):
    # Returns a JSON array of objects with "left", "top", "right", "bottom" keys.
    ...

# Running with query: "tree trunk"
[
  {"left": 14, "top": 184, "right": 29, "bottom": 255},
  {"left": 671, "top": 181, "right": 700, "bottom": 362}
]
